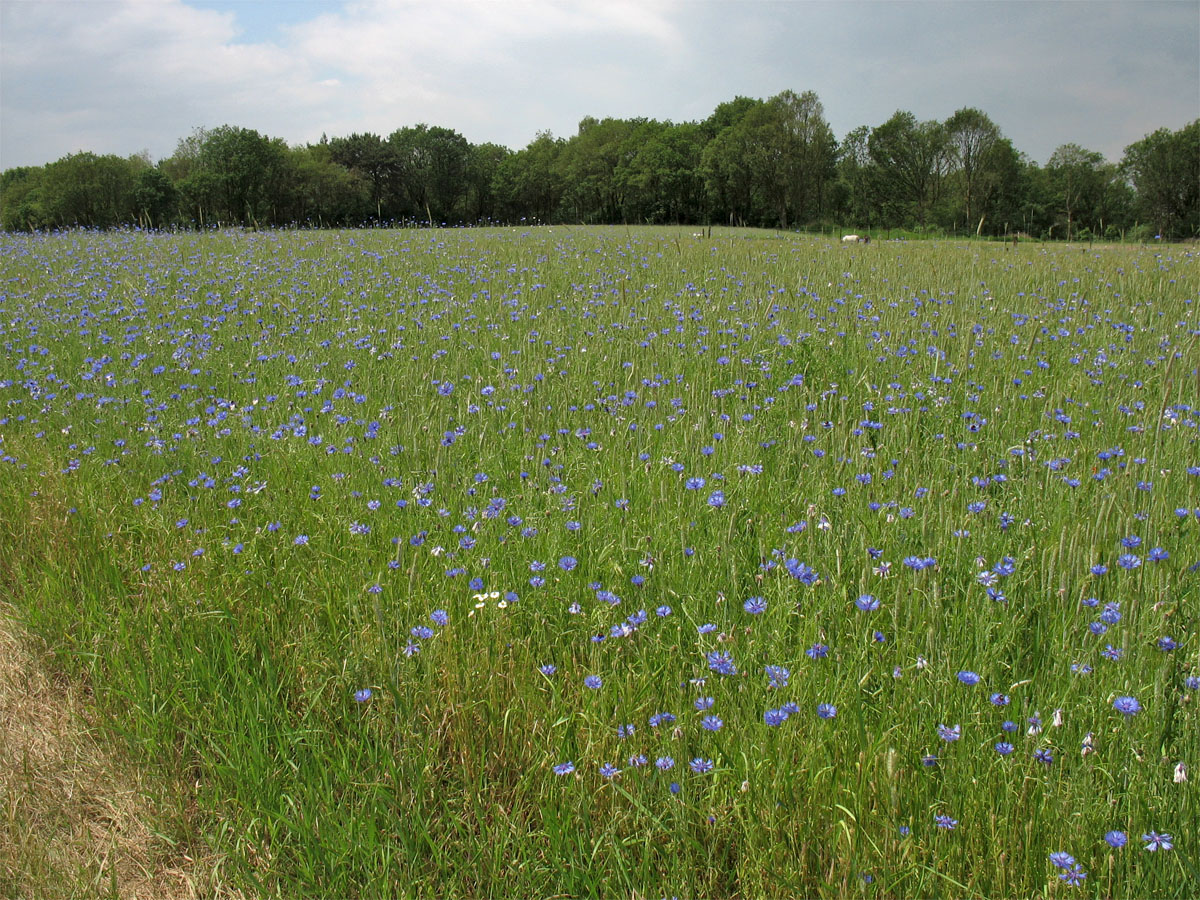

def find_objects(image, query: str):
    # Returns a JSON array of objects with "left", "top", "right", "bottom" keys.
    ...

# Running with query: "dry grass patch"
[{"left": 0, "top": 603, "right": 237, "bottom": 900}]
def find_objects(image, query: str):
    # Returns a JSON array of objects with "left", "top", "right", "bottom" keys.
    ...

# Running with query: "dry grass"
[{"left": 0, "top": 602, "right": 239, "bottom": 900}]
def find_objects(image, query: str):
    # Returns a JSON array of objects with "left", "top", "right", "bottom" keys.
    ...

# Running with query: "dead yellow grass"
[{"left": 0, "top": 602, "right": 238, "bottom": 900}]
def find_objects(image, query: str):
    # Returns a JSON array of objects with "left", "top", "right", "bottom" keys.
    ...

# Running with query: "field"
[{"left": 1, "top": 226, "right": 1197, "bottom": 898}]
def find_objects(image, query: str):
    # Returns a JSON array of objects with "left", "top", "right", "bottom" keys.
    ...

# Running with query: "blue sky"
[{"left": 1, "top": 0, "right": 1197, "bottom": 170}]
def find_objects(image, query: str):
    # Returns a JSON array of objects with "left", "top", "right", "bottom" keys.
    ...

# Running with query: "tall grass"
[{"left": 1, "top": 226, "right": 1196, "bottom": 897}]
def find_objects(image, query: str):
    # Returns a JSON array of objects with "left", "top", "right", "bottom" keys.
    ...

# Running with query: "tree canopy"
[{"left": 3, "top": 95, "right": 1196, "bottom": 240}]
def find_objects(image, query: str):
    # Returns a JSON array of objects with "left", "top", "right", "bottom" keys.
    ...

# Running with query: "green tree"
[
  {"left": 944, "top": 107, "right": 1001, "bottom": 233},
  {"left": 868, "top": 111, "right": 951, "bottom": 227},
  {"left": 328, "top": 133, "right": 398, "bottom": 221},
  {"left": 38, "top": 152, "right": 138, "bottom": 228},
  {"left": 0, "top": 166, "right": 45, "bottom": 231},
  {"left": 620, "top": 122, "right": 706, "bottom": 223},
  {"left": 1122, "top": 121, "right": 1200, "bottom": 239},
  {"left": 387, "top": 125, "right": 471, "bottom": 224},
  {"left": 1046, "top": 143, "right": 1106, "bottom": 241},
  {"left": 131, "top": 167, "right": 178, "bottom": 228}
]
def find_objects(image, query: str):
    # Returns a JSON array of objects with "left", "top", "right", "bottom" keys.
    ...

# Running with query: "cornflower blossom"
[
  {"left": 743, "top": 596, "right": 767, "bottom": 615},
  {"left": 1104, "top": 831, "right": 1127, "bottom": 849},
  {"left": 1112, "top": 696, "right": 1140, "bottom": 716},
  {"left": 816, "top": 703, "right": 837, "bottom": 719},
  {"left": 934, "top": 814, "right": 958, "bottom": 830},
  {"left": 1059, "top": 865, "right": 1087, "bottom": 886},
  {"left": 1142, "top": 831, "right": 1173, "bottom": 852},
  {"left": 552, "top": 761, "right": 575, "bottom": 775},
  {"left": 855, "top": 594, "right": 880, "bottom": 612},
  {"left": 707, "top": 650, "right": 736, "bottom": 675},
  {"left": 937, "top": 724, "right": 961, "bottom": 742}
]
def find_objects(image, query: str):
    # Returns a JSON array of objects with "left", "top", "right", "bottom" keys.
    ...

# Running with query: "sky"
[{"left": 1, "top": 0, "right": 1197, "bottom": 170}]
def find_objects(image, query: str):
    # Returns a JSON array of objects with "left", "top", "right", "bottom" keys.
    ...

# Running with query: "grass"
[{"left": 0, "top": 225, "right": 1197, "bottom": 897}]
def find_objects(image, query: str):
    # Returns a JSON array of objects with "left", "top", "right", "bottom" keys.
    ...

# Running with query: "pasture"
[{"left": 1, "top": 226, "right": 1196, "bottom": 898}]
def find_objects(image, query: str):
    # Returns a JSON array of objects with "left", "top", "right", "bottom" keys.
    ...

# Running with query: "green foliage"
[{"left": 0, "top": 101, "right": 1194, "bottom": 241}]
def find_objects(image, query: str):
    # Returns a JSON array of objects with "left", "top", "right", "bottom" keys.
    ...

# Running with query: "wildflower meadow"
[{"left": 1, "top": 226, "right": 1196, "bottom": 898}]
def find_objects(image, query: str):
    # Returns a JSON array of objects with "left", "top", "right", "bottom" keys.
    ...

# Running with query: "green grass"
[{"left": 0, "top": 226, "right": 1197, "bottom": 897}]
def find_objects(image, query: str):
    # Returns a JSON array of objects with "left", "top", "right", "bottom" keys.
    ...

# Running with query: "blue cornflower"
[
  {"left": 1049, "top": 852, "right": 1076, "bottom": 869},
  {"left": 1157, "top": 636, "right": 1177, "bottom": 651},
  {"left": 990, "top": 692, "right": 1010, "bottom": 706},
  {"left": 430, "top": 609, "right": 448, "bottom": 626},
  {"left": 707, "top": 490, "right": 726, "bottom": 507},
  {"left": 353, "top": 688, "right": 372, "bottom": 703},
  {"left": 294, "top": 534, "right": 309, "bottom": 546},
  {"left": 669, "top": 781, "right": 681, "bottom": 794},
  {"left": 957, "top": 671, "right": 981, "bottom": 686},
  {"left": 806, "top": 643, "right": 829, "bottom": 659},
  {"left": 855, "top": 594, "right": 880, "bottom": 612},
  {"left": 552, "top": 761, "right": 575, "bottom": 775},
  {"left": 539, "top": 664, "right": 557, "bottom": 676},
  {"left": 1059, "top": 865, "right": 1087, "bottom": 886},
  {"left": 694, "top": 696, "right": 715, "bottom": 711},
  {"left": 1034, "top": 748, "right": 1054, "bottom": 765},
  {"left": 743, "top": 596, "right": 767, "bottom": 615},
  {"left": 701, "top": 715, "right": 724, "bottom": 732},
  {"left": 1104, "top": 830, "right": 1128, "bottom": 849},
  {"left": 1091, "top": 564, "right": 1108, "bottom": 576},
  {"left": 689, "top": 758, "right": 714, "bottom": 774},
  {"left": 1113, "top": 695, "right": 1140, "bottom": 716},
  {"left": 698, "top": 623, "right": 717, "bottom": 634},
  {"left": 656, "top": 605, "right": 672, "bottom": 617},
  {"left": 816, "top": 703, "right": 837, "bottom": 719},
  {"left": 558, "top": 556, "right": 577, "bottom": 571},
  {"left": 1116, "top": 553, "right": 1141, "bottom": 570},
  {"left": 934, "top": 813, "right": 958, "bottom": 830},
  {"left": 707, "top": 650, "right": 736, "bottom": 675},
  {"left": 1142, "top": 831, "right": 1173, "bottom": 852},
  {"left": 655, "top": 756, "right": 675, "bottom": 771},
  {"left": 410, "top": 626, "right": 434, "bottom": 640},
  {"left": 584, "top": 675, "right": 602, "bottom": 689},
  {"left": 685, "top": 477, "right": 706, "bottom": 490},
  {"left": 937, "top": 724, "right": 961, "bottom": 742},
  {"left": 764, "top": 708, "right": 788, "bottom": 726},
  {"left": 599, "top": 762, "right": 620, "bottom": 779},
  {"left": 764, "top": 665, "right": 789, "bottom": 688},
  {"left": 995, "top": 742, "right": 1014, "bottom": 755}
]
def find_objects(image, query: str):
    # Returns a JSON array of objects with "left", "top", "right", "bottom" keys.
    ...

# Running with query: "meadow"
[{"left": 0, "top": 225, "right": 1196, "bottom": 898}]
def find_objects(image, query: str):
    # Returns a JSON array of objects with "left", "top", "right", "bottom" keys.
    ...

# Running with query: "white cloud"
[{"left": 0, "top": 0, "right": 1195, "bottom": 169}]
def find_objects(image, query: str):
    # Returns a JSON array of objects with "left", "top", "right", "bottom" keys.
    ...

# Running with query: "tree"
[
  {"left": 131, "top": 167, "right": 178, "bottom": 228},
  {"left": 1046, "top": 143, "right": 1106, "bottom": 241},
  {"left": 620, "top": 122, "right": 706, "bottom": 223},
  {"left": 328, "top": 133, "right": 397, "bottom": 221},
  {"left": 38, "top": 152, "right": 138, "bottom": 228},
  {"left": 833, "top": 125, "right": 876, "bottom": 227},
  {"left": 945, "top": 108, "right": 1001, "bottom": 233},
  {"left": 464, "top": 142, "right": 512, "bottom": 222},
  {"left": 0, "top": 166, "right": 45, "bottom": 231},
  {"left": 188, "top": 125, "right": 290, "bottom": 226},
  {"left": 493, "top": 131, "right": 566, "bottom": 223},
  {"left": 1122, "top": 121, "right": 1200, "bottom": 239},
  {"left": 387, "top": 125, "right": 472, "bottom": 224},
  {"left": 768, "top": 89, "right": 837, "bottom": 226},
  {"left": 868, "top": 111, "right": 951, "bottom": 227}
]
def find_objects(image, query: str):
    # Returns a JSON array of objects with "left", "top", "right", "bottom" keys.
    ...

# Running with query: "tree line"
[{"left": 2, "top": 91, "right": 1196, "bottom": 240}]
